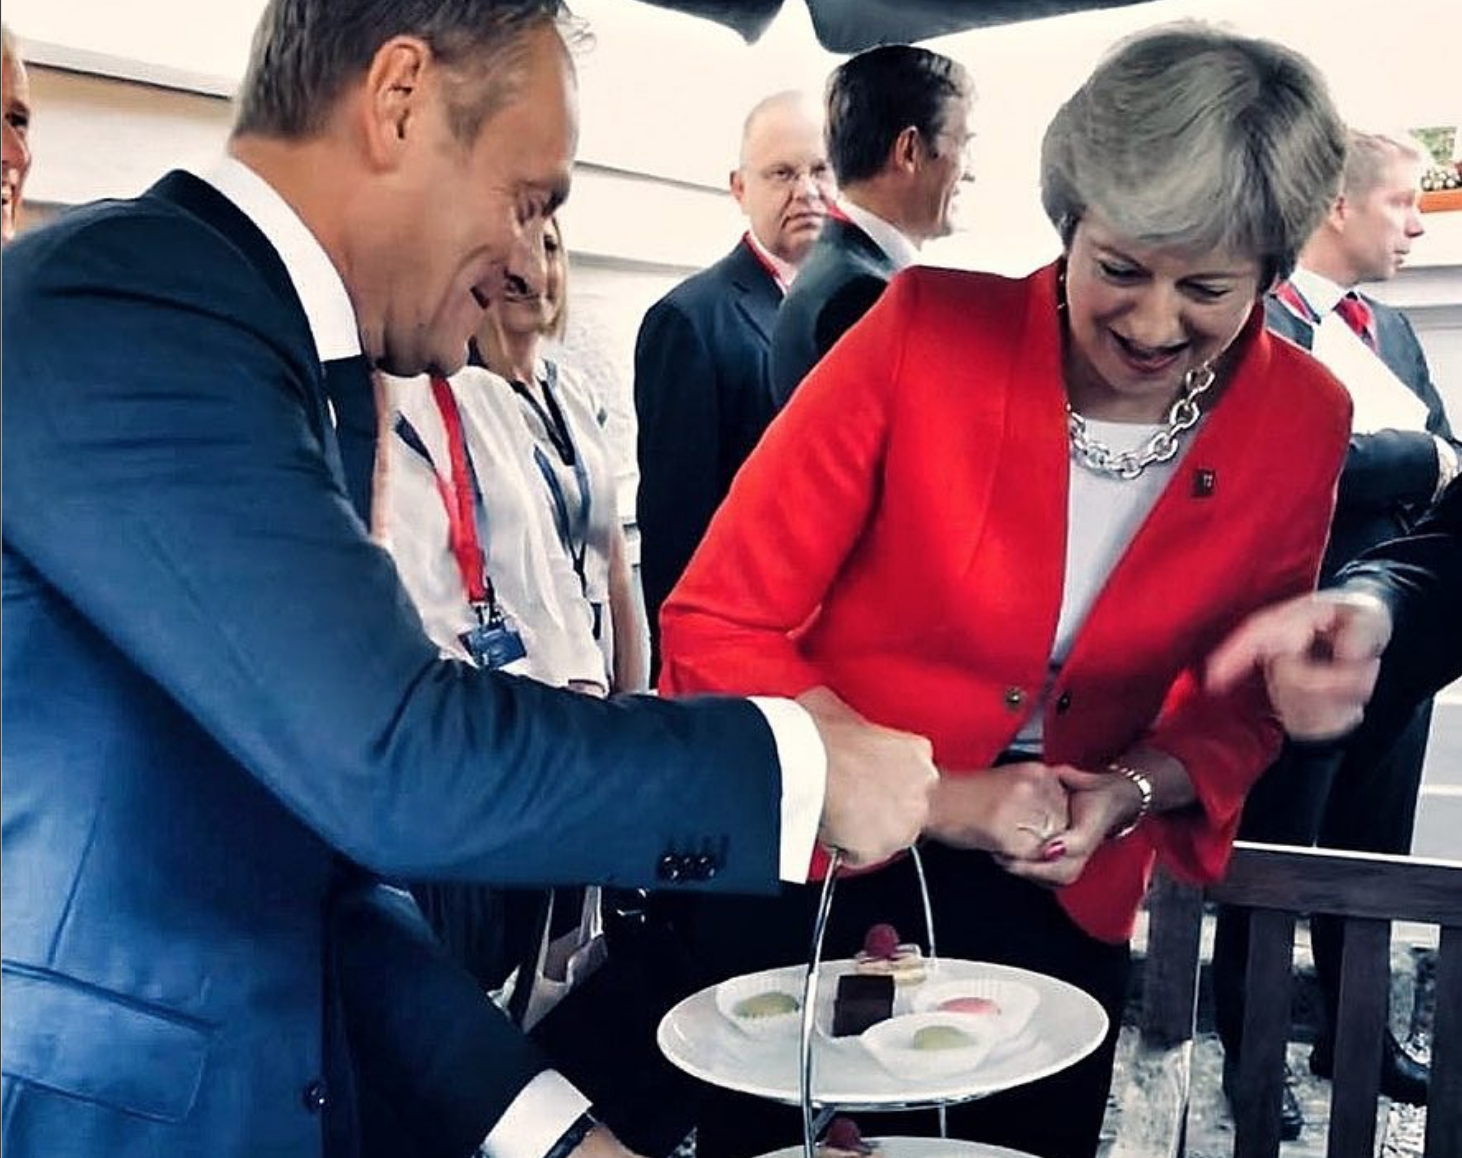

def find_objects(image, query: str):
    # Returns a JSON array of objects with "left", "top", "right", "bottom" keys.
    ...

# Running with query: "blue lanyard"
[{"left": 514, "top": 363, "right": 593, "bottom": 584}]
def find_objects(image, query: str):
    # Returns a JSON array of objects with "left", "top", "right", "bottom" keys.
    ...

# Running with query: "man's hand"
[
  {"left": 799, "top": 687, "right": 937, "bottom": 868},
  {"left": 567, "top": 1124, "right": 647, "bottom": 1158},
  {"left": 1207, "top": 590, "right": 1393, "bottom": 740}
]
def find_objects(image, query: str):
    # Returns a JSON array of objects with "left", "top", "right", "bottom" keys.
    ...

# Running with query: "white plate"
[
  {"left": 910, "top": 978, "right": 1040, "bottom": 1042},
  {"left": 657, "top": 958, "right": 1108, "bottom": 1109},
  {"left": 861, "top": 1012, "right": 999, "bottom": 1079},
  {"left": 755, "top": 1138, "right": 1040, "bottom": 1158}
]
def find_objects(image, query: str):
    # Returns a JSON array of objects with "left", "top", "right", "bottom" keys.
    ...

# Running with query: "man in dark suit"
[
  {"left": 0, "top": 5, "right": 940, "bottom": 1157},
  {"left": 634, "top": 91, "right": 831, "bottom": 676},
  {"left": 1213, "top": 128, "right": 1458, "bottom": 1131},
  {"left": 769, "top": 44, "right": 974, "bottom": 407}
]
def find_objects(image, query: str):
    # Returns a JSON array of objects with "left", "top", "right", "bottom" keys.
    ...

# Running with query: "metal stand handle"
[{"left": 799, "top": 844, "right": 940, "bottom": 1158}]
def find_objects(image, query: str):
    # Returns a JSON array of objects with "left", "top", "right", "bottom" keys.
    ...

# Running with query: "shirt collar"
[
  {"left": 743, "top": 228, "right": 798, "bottom": 293},
  {"left": 1288, "top": 265, "right": 1349, "bottom": 319},
  {"left": 838, "top": 199, "right": 920, "bottom": 272},
  {"left": 191, "top": 154, "right": 361, "bottom": 362}
]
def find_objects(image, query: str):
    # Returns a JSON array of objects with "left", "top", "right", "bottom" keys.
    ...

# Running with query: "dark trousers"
[
  {"left": 671, "top": 844, "right": 1130, "bottom": 1158},
  {"left": 1212, "top": 699, "right": 1433, "bottom": 1056}
]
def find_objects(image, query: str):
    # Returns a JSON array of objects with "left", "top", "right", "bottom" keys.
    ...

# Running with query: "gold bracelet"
[{"left": 1106, "top": 762, "right": 1153, "bottom": 840}]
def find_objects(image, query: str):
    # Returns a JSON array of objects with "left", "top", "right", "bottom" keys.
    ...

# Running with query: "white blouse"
[
  {"left": 377, "top": 367, "right": 606, "bottom": 689},
  {"left": 511, "top": 356, "right": 620, "bottom": 682}
]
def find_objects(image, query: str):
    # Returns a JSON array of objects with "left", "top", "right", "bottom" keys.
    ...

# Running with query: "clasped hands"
[{"left": 799, "top": 687, "right": 1143, "bottom": 885}]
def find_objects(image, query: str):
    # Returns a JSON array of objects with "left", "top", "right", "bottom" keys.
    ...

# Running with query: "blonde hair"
[
  {"left": 1343, "top": 128, "right": 1428, "bottom": 199},
  {"left": 542, "top": 215, "right": 568, "bottom": 340},
  {"left": 1041, "top": 22, "right": 1345, "bottom": 287}
]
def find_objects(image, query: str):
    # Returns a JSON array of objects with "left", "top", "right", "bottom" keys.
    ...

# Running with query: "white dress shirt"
[
  {"left": 1286, "top": 266, "right": 1430, "bottom": 435},
  {"left": 194, "top": 154, "right": 827, "bottom": 1158}
]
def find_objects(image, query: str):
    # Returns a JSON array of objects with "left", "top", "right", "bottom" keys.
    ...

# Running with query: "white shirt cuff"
[
  {"left": 750, "top": 696, "right": 827, "bottom": 882},
  {"left": 480, "top": 1070, "right": 591, "bottom": 1158}
]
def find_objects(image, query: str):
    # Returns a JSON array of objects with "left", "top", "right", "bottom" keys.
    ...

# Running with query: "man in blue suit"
[
  {"left": 0, "top": 4, "right": 938, "bottom": 1157},
  {"left": 634, "top": 90, "right": 831, "bottom": 678},
  {"left": 1213, "top": 128, "right": 1458, "bottom": 1133}
]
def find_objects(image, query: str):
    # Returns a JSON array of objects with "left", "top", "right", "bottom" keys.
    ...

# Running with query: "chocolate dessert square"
[{"left": 831, "top": 973, "right": 894, "bottom": 1037}]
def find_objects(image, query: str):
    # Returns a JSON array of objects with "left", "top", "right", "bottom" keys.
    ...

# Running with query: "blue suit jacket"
[
  {"left": 769, "top": 216, "right": 895, "bottom": 407},
  {"left": 1, "top": 172, "right": 783, "bottom": 1158},
  {"left": 1264, "top": 292, "right": 1457, "bottom": 579},
  {"left": 633, "top": 238, "right": 782, "bottom": 676}
]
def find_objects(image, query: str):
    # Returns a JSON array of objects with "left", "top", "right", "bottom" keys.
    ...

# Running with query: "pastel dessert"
[
  {"left": 911, "top": 1023, "right": 977, "bottom": 1051},
  {"left": 937, "top": 996, "right": 1002, "bottom": 1016},
  {"left": 831, "top": 973, "right": 894, "bottom": 1037},
  {"left": 817, "top": 1117, "right": 879, "bottom": 1158},
  {"left": 853, "top": 922, "right": 926, "bottom": 985},
  {"left": 732, "top": 991, "right": 799, "bottom": 1019}
]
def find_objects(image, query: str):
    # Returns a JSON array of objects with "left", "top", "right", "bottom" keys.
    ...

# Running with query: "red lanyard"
[{"left": 427, "top": 376, "right": 494, "bottom": 615}]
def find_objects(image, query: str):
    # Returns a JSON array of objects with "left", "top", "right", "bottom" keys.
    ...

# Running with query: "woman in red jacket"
[{"left": 660, "top": 24, "right": 1353, "bottom": 1158}]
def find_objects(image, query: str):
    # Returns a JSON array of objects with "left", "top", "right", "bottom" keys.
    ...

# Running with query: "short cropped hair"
[
  {"left": 1040, "top": 23, "right": 1345, "bottom": 287},
  {"left": 1343, "top": 128, "right": 1428, "bottom": 199},
  {"left": 2, "top": 23, "right": 19, "bottom": 61},
  {"left": 825, "top": 45, "right": 973, "bottom": 186},
  {"left": 233, "top": 0, "right": 567, "bottom": 144}
]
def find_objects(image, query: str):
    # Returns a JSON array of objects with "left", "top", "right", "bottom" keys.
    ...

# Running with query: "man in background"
[
  {"left": 2, "top": 21, "right": 32, "bottom": 243},
  {"left": 634, "top": 90, "right": 831, "bottom": 677},
  {"left": 770, "top": 44, "right": 974, "bottom": 406},
  {"left": 1214, "top": 128, "right": 1457, "bottom": 1134}
]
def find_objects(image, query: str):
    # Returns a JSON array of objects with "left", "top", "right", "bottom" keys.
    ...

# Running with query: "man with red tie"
[
  {"left": 1214, "top": 127, "right": 1458, "bottom": 1132},
  {"left": 634, "top": 91, "right": 832, "bottom": 677}
]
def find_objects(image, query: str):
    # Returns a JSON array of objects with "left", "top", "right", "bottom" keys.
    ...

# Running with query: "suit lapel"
[
  {"left": 148, "top": 170, "right": 349, "bottom": 504},
  {"left": 725, "top": 239, "right": 781, "bottom": 344}
]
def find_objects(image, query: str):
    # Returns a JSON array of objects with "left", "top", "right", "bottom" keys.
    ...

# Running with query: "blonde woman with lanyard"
[
  {"left": 375, "top": 318, "right": 608, "bottom": 1021},
  {"left": 475, "top": 215, "right": 648, "bottom": 693}
]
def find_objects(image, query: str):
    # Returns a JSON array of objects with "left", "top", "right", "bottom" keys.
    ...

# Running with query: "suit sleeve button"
[
  {"left": 1055, "top": 691, "right": 1072, "bottom": 714},
  {"left": 657, "top": 854, "right": 683, "bottom": 883},
  {"left": 301, "top": 1080, "right": 328, "bottom": 1113}
]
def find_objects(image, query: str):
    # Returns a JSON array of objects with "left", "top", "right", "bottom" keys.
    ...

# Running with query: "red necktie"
[{"left": 1335, "top": 292, "right": 1377, "bottom": 349}]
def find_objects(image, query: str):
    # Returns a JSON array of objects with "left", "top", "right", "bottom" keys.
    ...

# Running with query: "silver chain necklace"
[{"left": 1067, "top": 363, "right": 1216, "bottom": 480}]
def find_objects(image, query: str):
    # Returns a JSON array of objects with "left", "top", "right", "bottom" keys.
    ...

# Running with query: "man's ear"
[
  {"left": 729, "top": 167, "right": 747, "bottom": 209},
  {"left": 890, "top": 125, "right": 921, "bottom": 174},
  {"left": 360, "top": 36, "right": 432, "bottom": 169},
  {"left": 1325, "top": 194, "right": 1349, "bottom": 233}
]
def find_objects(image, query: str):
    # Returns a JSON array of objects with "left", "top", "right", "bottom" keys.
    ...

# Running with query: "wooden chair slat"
[
  {"left": 1425, "top": 923, "right": 1462, "bottom": 1158},
  {"left": 1325, "top": 917, "right": 1388, "bottom": 1158},
  {"left": 1234, "top": 908, "right": 1297, "bottom": 1158}
]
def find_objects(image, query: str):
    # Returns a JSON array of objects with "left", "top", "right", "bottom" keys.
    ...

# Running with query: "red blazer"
[{"left": 660, "top": 263, "right": 1352, "bottom": 943}]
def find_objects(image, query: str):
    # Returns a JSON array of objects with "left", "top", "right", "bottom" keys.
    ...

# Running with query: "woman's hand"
[
  {"left": 924, "top": 761, "right": 1071, "bottom": 861},
  {"left": 996, "top": 766, "right": 1144, "bottom": 888}
]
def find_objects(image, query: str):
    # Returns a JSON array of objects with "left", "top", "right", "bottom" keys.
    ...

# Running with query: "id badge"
[{"left": 461, "top": 611, "right": 527, "bottom": 670}]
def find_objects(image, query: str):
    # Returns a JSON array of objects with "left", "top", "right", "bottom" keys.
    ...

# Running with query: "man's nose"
[{"left": 508, "top": 227, "right": 548, "bottom": 296}]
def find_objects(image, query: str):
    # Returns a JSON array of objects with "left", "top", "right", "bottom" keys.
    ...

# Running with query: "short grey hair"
[
  {"left": 1343, "top": 128, "right": 1428, "bottom": 199},
  {"left": 233, "top": 0, "right": 570, "bottom": 143},
  {"left": 2, "top": 22, "right": 20, "bottom": 61},
  {"left": 1040, "top": 22, "right": 1345, "bottom": 287}
]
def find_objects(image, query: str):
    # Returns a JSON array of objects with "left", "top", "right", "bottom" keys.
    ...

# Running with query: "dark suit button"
[
  {"left": 1003, "top": 687, "right": 1025, "bottom": 710},
  {"left": 694, "top": 854, "right": 717, "bottom": 880},
  {"left": 301, "top": 1079, "right": 328, "bottom": 1113},
  {"left": 1055, "top": 691, "right": 1072, "bottom": 714},
  {"left": 657, "top": 854, "right": 684, "bottom": 883}
]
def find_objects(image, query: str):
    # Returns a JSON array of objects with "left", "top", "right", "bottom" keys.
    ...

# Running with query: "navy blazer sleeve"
[
  {"left": 771, "top": 271, "right": 887, "bottom": 408},
  {"left": 633, "top": 298, "right": 725, "bottom": 665},
  {"left": 1342, "top": 477, "right": 1462, "bottom": 709},
  {"left": 4, "top": 205, "right": 782, "bottom": 891}
]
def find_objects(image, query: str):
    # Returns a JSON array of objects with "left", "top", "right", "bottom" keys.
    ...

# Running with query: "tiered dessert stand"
[{"left": 657, "top": 847, "right": 1110, "bottom": 1158}]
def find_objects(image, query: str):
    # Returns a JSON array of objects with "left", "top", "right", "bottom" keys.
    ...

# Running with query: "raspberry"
[
  {"left": 862, "top": 922, "right": 900, "bottom": 959},
  {"left": 824, "top": 1117, "right": 865, "bottom": 1152}
]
